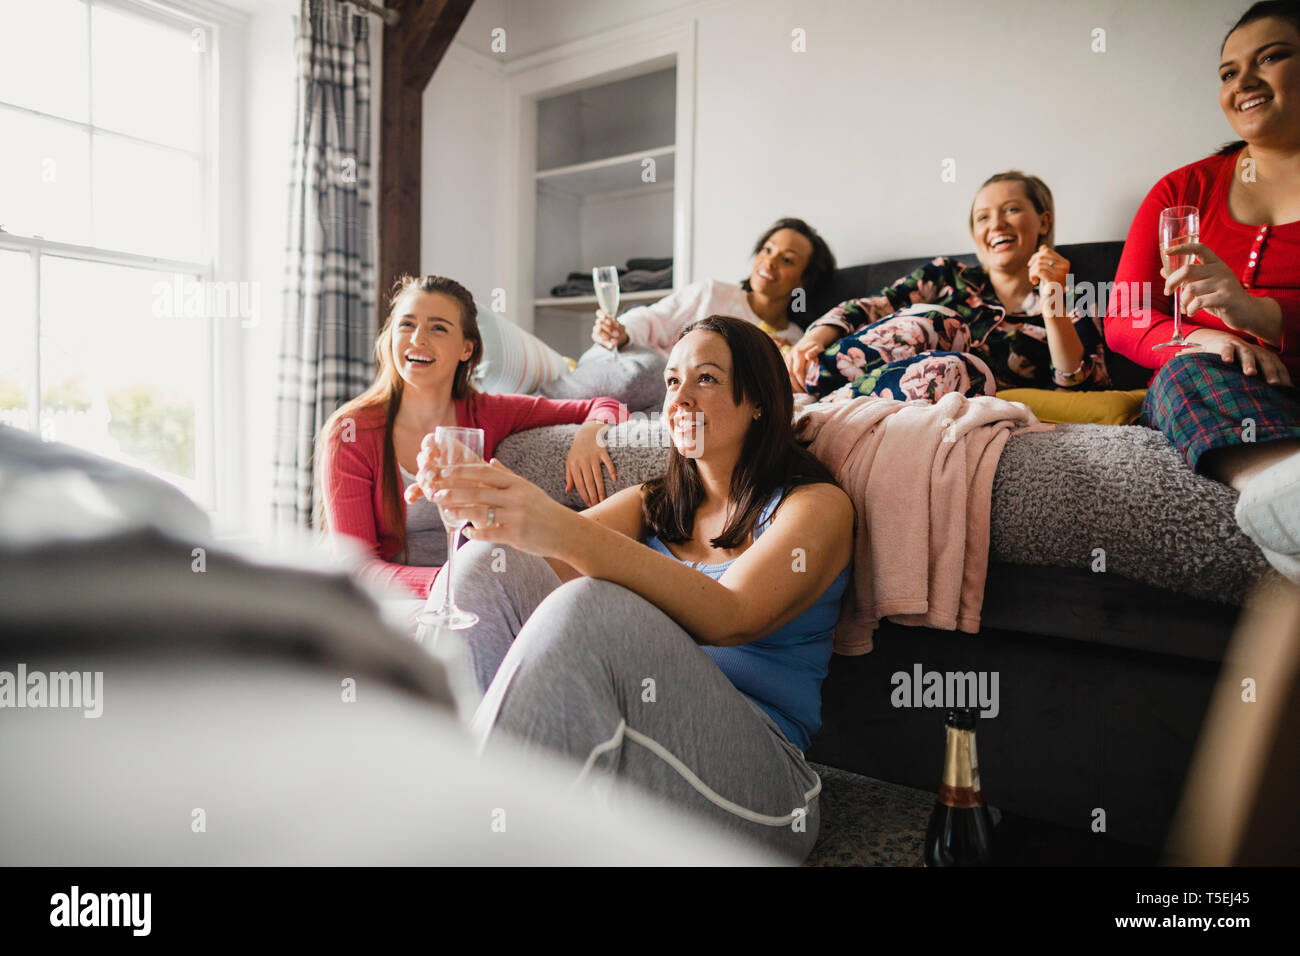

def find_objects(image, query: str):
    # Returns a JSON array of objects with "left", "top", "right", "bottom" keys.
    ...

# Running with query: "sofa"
[{"left": 496, "top": 241, "right": 1282, "bottom": 852}]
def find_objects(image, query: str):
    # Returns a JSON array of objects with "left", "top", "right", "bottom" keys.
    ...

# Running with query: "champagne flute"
[
  {"left": 1156, "top": 206, "right": 1201, "bottom": 350},
  {"left": 593, "top": 265, "right": 622, "bottom": 359},
  {"left": 417, "top": 425, "right": 485, "bottom": 631}
]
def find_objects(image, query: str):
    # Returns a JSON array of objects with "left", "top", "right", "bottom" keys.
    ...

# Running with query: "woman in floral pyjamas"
[{"left": 786, "top": 171, "right": 1111, "bottom": 402}]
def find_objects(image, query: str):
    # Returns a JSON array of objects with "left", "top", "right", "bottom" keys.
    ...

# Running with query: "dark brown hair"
[
  {"left": 1222, "top": 0, "right": 1300, "bottom": 51},
  {"left": 738, "top": 217, "right": 837, "bottom": 320},
  {"left": 1217, "top": 2, "right": 1300, "bottom": 154},
  {"left": 316, "top": 274, "right": 482, "bottom": 559},
  {"left": 642, "top": 314, "right": 837, "bottom": 550}
]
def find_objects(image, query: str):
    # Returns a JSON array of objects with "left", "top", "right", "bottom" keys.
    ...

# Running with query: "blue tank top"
[{"left": 645, "top": 488, "right": 850, "bottom": 751}]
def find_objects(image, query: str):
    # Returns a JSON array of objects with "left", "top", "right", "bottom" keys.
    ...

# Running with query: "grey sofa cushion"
[
  {"left": 495, "top": 419, "right": 671, "bottom": 509},
  {"left": 991, "top": 424, "right": 1270, "bottom": 603},
  {"left": 494, "top": 420, "right": 1273, "bottom": 606},
  {"left": 539, "top": 344, "right": 667, "bottom": 414}
]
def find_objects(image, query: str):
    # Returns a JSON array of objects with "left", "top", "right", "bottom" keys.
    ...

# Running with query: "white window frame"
[{"left": 0, "top": 0, "right": 249, "bottom": 534}]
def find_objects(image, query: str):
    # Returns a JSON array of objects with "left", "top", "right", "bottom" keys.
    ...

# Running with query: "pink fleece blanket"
[{"left": 794, "top": 392, "right": 1053, "bottom": 655}]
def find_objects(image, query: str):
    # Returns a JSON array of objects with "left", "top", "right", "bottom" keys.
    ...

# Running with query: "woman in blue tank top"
[
  {"left": 643, "top": 489, "right": 847, "bottom": 751},
  {"left": 417, "top": 315, "right": 854, "bottom": 862}
]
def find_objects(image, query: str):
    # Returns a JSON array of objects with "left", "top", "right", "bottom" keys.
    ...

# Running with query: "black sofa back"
[{"left": 804, "top": 241, "right": 1151, "bottom": 389}]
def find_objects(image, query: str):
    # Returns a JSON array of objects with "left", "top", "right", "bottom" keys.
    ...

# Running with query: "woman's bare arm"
[
  {"left": 430, "top": 460, "right": 854, "bottom": 645},
  {"left": 545, "top": 484, "right": 645, "bottom": 583},
  {"left": 558, "top": 482, "right": 854, "bottom": 645}
]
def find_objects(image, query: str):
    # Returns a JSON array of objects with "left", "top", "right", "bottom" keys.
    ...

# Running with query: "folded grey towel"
[
  {"left": 548, "top": 262, "right": 674, "bottom": 297},
  {"left": 626, "top": 256, "right": 673, "bottom": 272},
  {"left": 619, "top": 265, "right": 674, "bottom": 292},
  {"left": 550, "top": 278, "right": 596, "bottom": 297}
]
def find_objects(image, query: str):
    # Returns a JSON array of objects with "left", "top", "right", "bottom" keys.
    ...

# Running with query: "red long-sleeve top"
[
  {"left": 1106, "top": 150, "right": 1300, "bottom": 381},
  {"left": 321, "top": 390, "right": 626, "bottom": 597}
]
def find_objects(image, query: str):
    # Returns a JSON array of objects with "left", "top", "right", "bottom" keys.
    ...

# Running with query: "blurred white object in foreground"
[{"left": 0, "top": 424, "right": 780, "bottom": 866}]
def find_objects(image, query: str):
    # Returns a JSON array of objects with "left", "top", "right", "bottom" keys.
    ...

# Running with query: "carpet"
[{"left": 805, "top": 762, "right": 1001, "bottom": 867}]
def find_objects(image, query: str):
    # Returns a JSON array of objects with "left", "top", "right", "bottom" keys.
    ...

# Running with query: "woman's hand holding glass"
[
  {"left": 406, "top": 431, "right": 487, "bottom": 508},
  {"left": 431, "top": 458, "right": 577, "bottom": 559},
  {"left": 406, "top": 426, "right": 485, "bottom": 631},
  {"left": 404, "top": 438, "right": 455, "bottom": 505},
  {"left": 591, "top": 310, "right": 629, "bottom": 349},
  {"left": 1162, "top": 240, "right": 1285, "bottom": 344}
]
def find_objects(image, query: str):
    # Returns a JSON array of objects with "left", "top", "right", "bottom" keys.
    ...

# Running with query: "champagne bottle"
[{"left": 923, "top": 707, "right": 995, "bottom": 866}]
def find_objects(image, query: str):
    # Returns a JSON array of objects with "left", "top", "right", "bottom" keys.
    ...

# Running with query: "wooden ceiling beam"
[{"left": 400, "top": 0, "right": 475, "bottom": 90}]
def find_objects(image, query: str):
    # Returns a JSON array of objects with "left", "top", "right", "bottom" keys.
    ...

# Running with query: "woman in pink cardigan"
[{"left": 318, "top": 275, "right": 626, "bottom": 598}]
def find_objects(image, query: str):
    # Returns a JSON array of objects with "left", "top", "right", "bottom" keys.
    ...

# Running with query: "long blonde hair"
[{"left": 315, "top": 275, "right": 482, "bottom": 559}]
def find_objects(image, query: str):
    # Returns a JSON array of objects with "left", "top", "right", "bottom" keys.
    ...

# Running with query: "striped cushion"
[{"left": 473, "top": 306, "right": 571, "bottom": 395}]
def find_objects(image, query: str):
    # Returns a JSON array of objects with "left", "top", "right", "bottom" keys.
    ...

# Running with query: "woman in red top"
[
  {"left": 1108, "top": 1, "right": 1300, "bottom": 582},
  {"left": 318, "top": 275, "right": 626, "bottom": 598}
]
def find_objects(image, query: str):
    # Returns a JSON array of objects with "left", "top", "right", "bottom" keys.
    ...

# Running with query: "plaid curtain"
[{"left": 271, "top": 0, "right": 375, "bottom": 530}]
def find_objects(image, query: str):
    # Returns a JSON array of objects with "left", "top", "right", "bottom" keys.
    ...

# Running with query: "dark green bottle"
[{"left": 923, "top": 708, "right": 995, "bottom": 866}]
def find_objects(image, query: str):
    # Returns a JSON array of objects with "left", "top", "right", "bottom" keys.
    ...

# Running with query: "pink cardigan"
[{"left": 321, "top": 391, "right": 625, "bottom": 597}]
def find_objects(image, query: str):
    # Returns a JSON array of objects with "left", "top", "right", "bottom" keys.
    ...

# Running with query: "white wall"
[
  {"left": 450, "top": 0, "right": 505, "bottom": 57},
  {"left": 534, "top": 185, "right": 581, "bottom": 296},
  {"left": 458, "top": 0, "right": 701, "bottom": 60},
  {"left": 579, "top": 188, "right": 674, "bottom": 268},
  {"left": 685, "top": 0, "right": 1247, "bottom": 277},
  {"left": 420, "top": 44, "right": 508, "bottom": 306},
  {"left": 426, "top": 0, "right": 1250, "bottom": 296}
]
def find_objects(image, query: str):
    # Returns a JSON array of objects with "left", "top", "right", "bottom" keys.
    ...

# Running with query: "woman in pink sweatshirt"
[{"left": 317, "top": 275, "right": 626, "bottom": 598}]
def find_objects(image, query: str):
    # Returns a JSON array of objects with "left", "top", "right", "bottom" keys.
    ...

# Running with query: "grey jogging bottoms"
[{"left": 436, "top": 540, "right": 822, "bottom": 861}]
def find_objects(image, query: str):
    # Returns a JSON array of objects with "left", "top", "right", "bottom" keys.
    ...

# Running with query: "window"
[{"left": 0, "top": 0, "right": 222, "bottom": 508}]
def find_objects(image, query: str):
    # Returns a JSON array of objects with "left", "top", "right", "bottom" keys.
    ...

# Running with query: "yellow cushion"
[{"left": 995, "top": 388, "right": 1148, "bottom": 425}]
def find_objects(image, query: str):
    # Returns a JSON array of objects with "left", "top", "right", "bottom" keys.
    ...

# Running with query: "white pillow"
[{"left": 473, "top": 305, "right": 571, "bottom": 395}]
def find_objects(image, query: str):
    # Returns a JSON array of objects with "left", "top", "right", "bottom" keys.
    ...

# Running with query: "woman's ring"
[{"left": 487, "top": 507, "right": 497, "bottom": 527}]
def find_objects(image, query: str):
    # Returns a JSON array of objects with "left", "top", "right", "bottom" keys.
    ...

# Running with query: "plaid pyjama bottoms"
[{"left": 1140, "top": 351, "right": 1300, "bottom": 471}]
